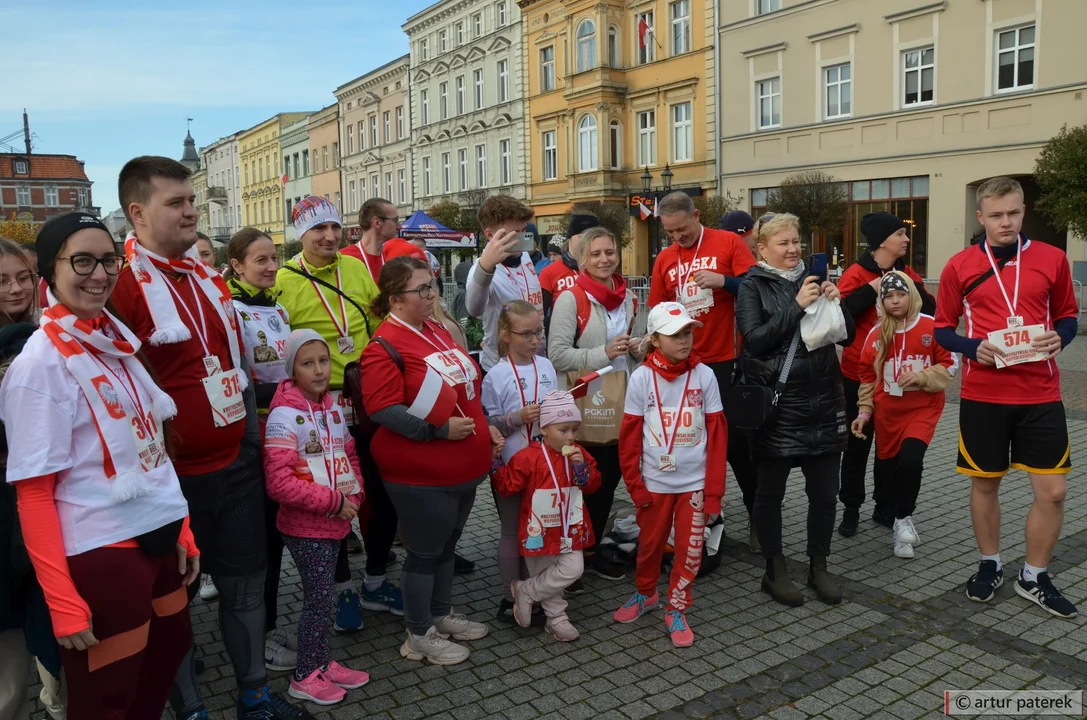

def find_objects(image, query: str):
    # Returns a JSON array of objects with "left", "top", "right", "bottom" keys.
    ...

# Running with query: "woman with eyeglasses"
[
  {"left": 359, "top": 256, "right": 497, "bottom": 665},
  {"left": 0, "top": 212, "right": 198, "bottom": 717}
]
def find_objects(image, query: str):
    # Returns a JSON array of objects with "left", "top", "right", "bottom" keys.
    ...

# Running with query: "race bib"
[
  {"left": 425, "top": 349, "right": 478, "bottom": 400},
  {"left": 882, "top": 359, "right": 925, "bottom": 396},
  {"left": 129, "top": 413, "right": 167, "bottom": 471},
  {"left": 989, "top": 324, "right": 1047, "bottom": 369},
  {"left": 328, "top": 389, "right": 356, "bottom": 426},
  {"left": 530, "top": 487, "right": 584, "bottom": 528},
  {"left": 647, "top": 406, "right": 705, "bottom": 448},
  {"left": 306, "top": 451, "right": 360, "bottom": 495},
  {"left": 201, "top": 368, "right": 247, "bottom": 427},
  {"left": 678, "top": 281, "right": 713, "bottom": 313}
]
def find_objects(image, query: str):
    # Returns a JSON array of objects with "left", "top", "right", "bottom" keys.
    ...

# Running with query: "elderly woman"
[
  {"left": 735, "top": 213, "right": 855, "bottom": 608},
  {"left": 1, "top": 212, "right": 198, "bottom": 718},
  {"left": 548, "top": 226, "right": 647, "bottom": 582}
]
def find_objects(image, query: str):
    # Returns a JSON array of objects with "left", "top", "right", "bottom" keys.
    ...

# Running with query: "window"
[
  {"left": 302, "top": 150, "right": 309, "bottom": 175},
  {"left": 357, "top": 121, "right": 365, "bottom": 149},
  {"left": 500, "top": 139, "right": 511, "bottom": 185},
  {"left": 825, "top": 63, "right": 851, "bottom": 119},
  {"left": 245, "top": 163, "right": 249, "bottom": 185},
  {"left": 672, "top": 103, "right": 692, "bottom": 161},
  {"left": 498, "top": 60, "right": 509, "bottom": 102},
  {"left": 637, "top": 12, "right": 655, "bottom": 64},
  {"left": 578, "top": 114, "right": 598, "bottom": 171},
  {"left": 541, "top": 47, "right": 556, "bottom": 91},
  {"left": 322, "top": 146, "right": 328, "bottom": 171},
  {"left": 757, "top": 77, "right": 781, "bottom": 129},
  {"left": 45, "top": 185, "right": 58, "bottom": 206},
  {"left": 439, "top": 29, "right": 447, "bottom": 52},
  {"left": 420, "top": 90, "right": 430, "bottom": 125},
  {"left": 497, "top": 1, "right": 507, "bottom": 26},
  {"left": 13, "top": 160, "right": 27, "bottom": 174},
  {"left": 385, "top": 172, "right": 393, "bottom": 200},
  {"left": 347, "top": 125, "right": 354, "bottom": 155},
  {"left": 757, "top": 0, "right": 780, "bottom": 14},
  {"left": 439, "top": 83, "right": 448, "bottom": 119},
  {"left": 78, "top": 188, "right": 88, "bottom": 208},
  {"left": 442, "top": 152, "right": 451, "bottom": 192},
  {"left": 260, "top": 201, "right": 265, "bottom": 224},
  {"left": 542, "top": 130, "right": 558, "bottom": 180},
  {"left": 474, "top": 69, "right": 484, "bottom": 109},
  {"left": 456, "top": 76, "right": 465, "bottom": 115},
  {"left": 258, "top": 158, "right": 263, "bottom": 181},
  {"left": 609, "top": 121, "right": 621, "bottom": 169},
  {"left": 420, "top": 38, "right": 429, "bottom": 61},
  {"left": 383, "top": 112, "right": 391, "bottom": 143},
  {"left": 398, "top": 169, "right": 406, "bottom": 203},
  {"left": 671, "top": 1, "right": 690, "bottom": 55},
  {"left": 334, "top": 191, "right": 340, "bottom": 212},
  {"left": 637, "top": 110, "right": 657, "bottom": 166},
  {"left": 396, "top": 106, "right": 404, "bottom": 139},
  {"left": 332, "top": 142, "right": 339, "bottom": 168},
  {"left": 423, "top": 156, "right": 432, "bottom": 195},
  {"left": 349, "top": 181, "right": 356, "bottom": 213},
  {"left": 476, "top": 145, "right": 487, "bottom": 188},
  {"left": 283, "top": 157, "right": 290, "bottom": 178},
  {"left": 576, "top": 20, "right": 596, "bottom": 72},
  {"left": 456, "top": 21, "right": 464, "bottom": 45},
  {"left": 996, "top": 25, "right": 1035, "bottom": 91},
  {"left": 902, "top": 47, "right": 935, "bottom": 106},
  {"left": 458, "top": 149, "right": 468, "bottom": 190},
  {"left": 608, "top": 27, "right": 619, "bottom": 67},
  {"left": 472, "top": 13, "right": 482, "bottom": 37},
  {"left": 16, "top": 186, "right": 29, "bottom": 206},
  {"left": 371, "top": 174, "right": 378, "bottom": 198}
]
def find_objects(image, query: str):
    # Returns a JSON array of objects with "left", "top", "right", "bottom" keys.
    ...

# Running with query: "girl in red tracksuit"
[
  {"left": 491, "top": 391, "right": 601, "bottom": 642},
  {"left": 616, "top": 301, "right": 727, "bottom": 648},
  {"left": 852, "top": 272, "right": 957, "bottom": 560},
  {"left": 264, "top": 329, "right": 369, "bottom": 706}
]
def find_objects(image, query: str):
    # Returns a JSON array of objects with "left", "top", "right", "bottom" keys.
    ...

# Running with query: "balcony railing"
[
  {"left": 73, "top": 205, "right": 101, "bottom": 217},
  {"left": 208, "top": 186, "right": 228, "bottom": 203},
  {"left": 210, "top": 226, "right": 232, "bottom": 241}
]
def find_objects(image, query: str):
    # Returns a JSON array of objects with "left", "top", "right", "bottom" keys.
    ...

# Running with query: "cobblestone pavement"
[{"left": 26, "top": 344, "right": 1087, "bottom": 720}]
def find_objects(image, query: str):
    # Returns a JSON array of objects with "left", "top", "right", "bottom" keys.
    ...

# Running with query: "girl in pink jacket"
[{"left": 264, "top": 329, "right": 368, "bottom": 706}]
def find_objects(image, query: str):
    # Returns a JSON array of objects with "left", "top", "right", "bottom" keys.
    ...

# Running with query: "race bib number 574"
[{"left": 988, "top": 324, "right": 1047, "bottom": 369}]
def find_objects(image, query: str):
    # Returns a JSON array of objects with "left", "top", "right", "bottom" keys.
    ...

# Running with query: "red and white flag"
[
  {"left": 569, "top": 366, "right": 614, "bottom": 399},
  {"left": 638, "top": 16, "right": 651, "bottom": 48},
  {"left": 638, "top": 201, "right": 652, "bottom": 221},
  {"left": 406, "top": 364, "right": 458, "bottom": 424},
  {"left": 653, "top": 199, "right": 660, "bottom": 218}
]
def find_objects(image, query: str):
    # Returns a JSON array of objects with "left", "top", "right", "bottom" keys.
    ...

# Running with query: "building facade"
[
  {"left": 0, "top": 153, "right": 96, "bottom": 223},
  {"left": 202, "top": 134, "right": 241, "bottom": 245},
  {"left": 239, "top": 113, "right": 308, "bottom": 246},
  {"left": 191, "top": 167, "right": 210, "bottom": 237},
  {"left": 308, "top": 105, "right": 343, "bottom": 217},
  {"left": 336, "top": 55, "right": 413, "bottom": 239},
  {"left": 405, "top": 0, "right": 528, "bottom": 215},
  {"left": 718, "top": 0, "right": 1087, "bottom": 277},
  {"left": 519, "top": 0, "right": 718, "bottom": 275},
  {"left": 280, "top": 116, "right": 313, "bottom": 244}
]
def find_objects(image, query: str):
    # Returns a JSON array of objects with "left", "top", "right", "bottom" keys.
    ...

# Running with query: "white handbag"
[{"left": 801, "top": 296, "right": 849, "bottom": 351}]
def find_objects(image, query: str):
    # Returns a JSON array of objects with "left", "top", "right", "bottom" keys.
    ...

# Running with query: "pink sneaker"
[
  {"left": 324, "top": 660, "right": 370, "bottom": 689},
  {"left": 288, "top": 667, "right": 346, "bottom": 705},
  {"left": 613, "top": 591, "right": 660, "bottom": 623},
  {"left": 666, "top": 609, "right": 694, "bottom": 647},
  {"left": 510, "top": 581, "right": 532, "bottom": 628}
]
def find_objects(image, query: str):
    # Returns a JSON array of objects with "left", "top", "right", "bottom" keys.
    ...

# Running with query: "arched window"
[
  {"left": 609, "top": 120, "right": 621, "bottom": 169},
  {"left": 608, "top": 26, "right": 620, "bottom": 67},
  {"left": 578, "top": 114, "right": 598, "bottom": 172},
  {"left": 576, "top": 19, "right": 597, "bottom": 73}
]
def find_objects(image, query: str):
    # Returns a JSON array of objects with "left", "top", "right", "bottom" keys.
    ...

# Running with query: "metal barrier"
[
  {"left": 1074, "top": 280, "right": 1085, "bottom": 321},
  {"left": 625, "top": 275, "right": 650, "bottom": 308}
]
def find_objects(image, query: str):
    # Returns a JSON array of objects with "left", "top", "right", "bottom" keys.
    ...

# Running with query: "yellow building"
[
  {"left": 718, "top": 0, "right": 1087, "bottom": 277},
  {"left": 238, "top": 113, "right": 308, "bottom": 246},
  {"left": 519, "top": 0, "right": 718, "bottom": 276}
]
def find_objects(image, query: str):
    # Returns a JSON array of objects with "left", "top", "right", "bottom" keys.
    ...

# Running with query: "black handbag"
[{"left": 725, "top": 328, "right": 801, "bottom": 430}]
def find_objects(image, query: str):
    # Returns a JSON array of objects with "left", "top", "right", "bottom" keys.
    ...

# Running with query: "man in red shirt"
[
  {"left": 649, "top": 191, "right": 759, "bottom": 548},
  {"left": 836, "top": 212, "right": 935, "bottom": 536},
  {"left": 936, "top": 176, "right": 1077, "bottom": 619},
  {"left": 539, "top": 213, "right": 594, "bottom": 333},
  {"left": 341, "top": 197, "right": 400, "bottom": 282},
  {"left": 109, "top": 157, "right": 311, "bottom": 720}
]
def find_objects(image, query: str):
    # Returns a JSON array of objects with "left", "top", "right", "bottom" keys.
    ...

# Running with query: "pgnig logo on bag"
[{"left": 945, "top": 690, "right": 1081, "bottom": 715}]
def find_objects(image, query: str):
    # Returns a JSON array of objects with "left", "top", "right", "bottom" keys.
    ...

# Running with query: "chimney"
[{"left": 23, "top": 109, "right": 31, "bottom": 155}]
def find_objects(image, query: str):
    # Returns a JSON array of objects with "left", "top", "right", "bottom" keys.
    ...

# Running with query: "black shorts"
[{"left": 957, "top": 399, "right": 1071, "bottom": 478}]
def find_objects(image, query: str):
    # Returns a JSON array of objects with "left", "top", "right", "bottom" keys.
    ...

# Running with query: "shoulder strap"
[
  {"left": 962, "top": 253, "right": 1012, "bottom": 299},
  {"left": 283, "top": 264, "right": 373, "bottom": 337},
  {"left": 372, "top": 335, "right": 404, "bottom": 374},
  {"left": 571, "top": 285, "right": 591, "bottom": 345},
  {"left": 772, "top": 328, "right": 802, "bottom": 405}
]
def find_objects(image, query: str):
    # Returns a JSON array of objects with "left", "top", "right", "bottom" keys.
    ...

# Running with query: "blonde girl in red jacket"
[
  {"left": 615, "top": 302, "right": 727, "bottom": 647},
  {"left": 852, "top": 272, "right": 956, "bottom": 560},
  {"left": 263, "top": 329, "right": 368, "bottom": 706},
  {"left": 492, "top": 391, "right": 602, "bottom": 642}
]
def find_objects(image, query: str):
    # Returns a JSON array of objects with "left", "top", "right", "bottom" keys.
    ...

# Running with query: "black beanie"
[
  {"left": 36, "top": 211, "right": 113, "bottom": 285},
  {"left": 860, "top": 212, "right": 908, "bottom": 253},
  {"left": 566, "top": 214, "right": 598, "bottom": 238}
]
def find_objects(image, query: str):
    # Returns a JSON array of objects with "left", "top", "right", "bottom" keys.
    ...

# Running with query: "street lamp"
[
  {"left": 661, "top": 164, "right": 674, "bottom": 192},
  {"left": 641, "top": 166, "right": 653, "bottom": 193}
]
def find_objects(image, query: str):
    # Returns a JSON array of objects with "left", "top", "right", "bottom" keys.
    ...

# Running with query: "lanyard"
[
  {"left": 503, "top": 261, "right": 531, "bottom": 302},
  {"left": 540, "top": 442, "right": 572, "bottom": 539},
  {"left": 510, "top": 358, "right": 539, "bottom": 441},
  {"left": 675, "top": 226, "right": 705, "bottom": 295},
  {"left": 983, "top": 238, "right": 1021, "bottom": 320},
  {"left": 305, "top": 400, "right": 337, "bottom": 487},
  {"left": 388, "top": 313, "right": 472, "bottom": 389},
  {"left": 892, "top": 330, "right": 906, "bottom": 381},
  {"left": 651, "top": 369, "right": 692, "bottom": 455},
  {"left": 358, "top": 243, "right": 383, "bottom": 282},
  {"left": 300, "top": 257, "right": 350, "bottom": 339},
  {"left": 164, "top": 275, "right": 212, "bottom": 358},
  {"left": 89, "top": 352, "right": 155, "bottom": 438}
]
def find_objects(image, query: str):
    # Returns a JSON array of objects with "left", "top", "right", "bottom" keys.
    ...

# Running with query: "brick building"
[{"left": 0, "top": 153, "right": 96, "bottom": 223}]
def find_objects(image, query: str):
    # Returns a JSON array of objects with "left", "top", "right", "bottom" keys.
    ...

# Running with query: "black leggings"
[
  {"left": 264, "top": 494, "right": 284, "bottom": 629},
  {"left": 349, "top": 426, "right": 398, "bottom": 578},
  {"left": 873, "top": 438, "right": 928, "bottom": 520},
  {"left": 584, "top": 445, "right": 622, "bottom": 552},
  {"left": 709, "top": 360, "right": 759, "bottom": 514},
  {"left": 839, "top": 377, "right": 889, "bottom": 511},
  {"left": 755, "top": 453, "right": 841, "bottom": 558}
]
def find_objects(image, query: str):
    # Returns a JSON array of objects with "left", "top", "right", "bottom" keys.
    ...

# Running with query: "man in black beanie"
[
  {"left": 539, "top": 213, "right": 596, "bottom": 330},
  {"left": 835, "top": 211, "right": 936, "bottom": 537}
]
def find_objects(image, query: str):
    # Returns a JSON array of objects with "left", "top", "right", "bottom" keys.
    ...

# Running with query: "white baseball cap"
[{"left": 647, "top": 301, "right": 703, "bottom": 336}]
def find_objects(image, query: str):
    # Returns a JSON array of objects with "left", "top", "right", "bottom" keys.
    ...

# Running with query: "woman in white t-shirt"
[
  {"left": 0, "top": 212, "right": 197, "bottom": 718},
  {"left": 481, "top": 299, "right": 559, "bottom": 622}
]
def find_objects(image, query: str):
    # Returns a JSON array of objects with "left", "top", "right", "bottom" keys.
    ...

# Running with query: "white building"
[
  {"left": 403, "top": 0, "right": 527, "bottom": 209},
  {"left": 201, "top": 134, "right": 241, "bottom": 245},
  {"left": 280, "top": 116, "right": 313, "bottom": 244}
]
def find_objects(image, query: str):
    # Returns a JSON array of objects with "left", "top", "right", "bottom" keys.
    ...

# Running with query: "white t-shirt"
[
  {"left": 481, "top": 356, "right": 559, "bottom": 463},
  {"left": 0, "top": 331, "right": 191, "bottom": 556},
  {"left": 468, "top": 253, "right": 544, "bottom": 372},
  {"left": 235, "top": 300, "right": 291, "bottom": 386},
  {"left": 623, "top": 362, "right": 723, "bottom": 495}
]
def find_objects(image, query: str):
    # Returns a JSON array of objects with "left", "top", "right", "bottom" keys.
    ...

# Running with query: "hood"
[
  {"left": 857, "top": 251, "right": 908, "bottom": 275},
  {"left": 268, "top": 379, "right": 335, "bottom": 413},
  {"left": 882, "top": 270, "right": 923, "bottom": 322},
  {"left": 228, "top": 277, "right": 276, "bottom": 307},
  {"left": 454, "top": 260, "right": 472, "bottom": 286}
]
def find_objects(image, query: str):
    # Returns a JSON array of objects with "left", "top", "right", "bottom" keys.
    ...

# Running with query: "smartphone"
[
  {"left": 807, "top": 253, "right": 828, "bottom": 284},
  {"left": 511, "top": 232, "right": 537, "bottom": 254}
]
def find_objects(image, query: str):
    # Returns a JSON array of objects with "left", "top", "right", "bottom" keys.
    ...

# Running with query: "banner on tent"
[{"left": 400, "top": 229, "right": 477, "bottom": 249}]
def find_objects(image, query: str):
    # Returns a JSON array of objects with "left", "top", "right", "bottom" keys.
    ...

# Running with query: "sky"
[{"left": 1, "top": 0, "right": 436, "bottom": 215}]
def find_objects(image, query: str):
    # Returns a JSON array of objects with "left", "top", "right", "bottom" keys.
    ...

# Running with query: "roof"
[{"left": 0, "top": 154, "right": 90, "bottom": 181}]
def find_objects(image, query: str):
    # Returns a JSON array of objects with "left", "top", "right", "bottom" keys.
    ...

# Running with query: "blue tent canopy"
[{"left": 399, "top": 210, "right": 477, "bottom": 248}]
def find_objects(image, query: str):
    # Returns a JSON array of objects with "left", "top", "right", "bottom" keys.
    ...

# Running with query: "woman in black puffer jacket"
[{"left": 736, "top": 214, "right": 854, "bottom": 608}]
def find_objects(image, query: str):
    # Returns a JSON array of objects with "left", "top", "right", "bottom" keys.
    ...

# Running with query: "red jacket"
[{"left": 492, "top": 442, "right": 602, "bottom": 556}]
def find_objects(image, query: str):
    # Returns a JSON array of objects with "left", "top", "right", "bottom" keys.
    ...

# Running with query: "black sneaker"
[
  {"left": 966, "top": 560, "right": 1004, "bottom": 602},
  {"left": 838, "top": 507, "right": 859, "bottom": 537},
  {"left": 453, "top": 553, "right": 476, "bottom": 575},
  {"left": 236, "top": 687, "right": 315, "bottom": 720},
  {"left": 586, "top": 553, "right": 626, "bottom": 581},
  {"left": 496, "top": 598, "right": 547, "bottom": 626},
  {"left": 345, "top": 530, "right": 363, "bottom": 554},
  {"left": 566, "top": 578, "right": 585, "bottom": 594},
  {"left": 386, "top": 549, "right": 398, "bottom": 565},
  {"left": 1014, "top": 572, "right": 1078, "bottom": 619},
  {"left": 871, "top": 507, "right": 894, "bottom": 529}
]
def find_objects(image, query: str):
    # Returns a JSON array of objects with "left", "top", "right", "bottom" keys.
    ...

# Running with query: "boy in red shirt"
[{"left": 935, "top": 176, "right": 1077, "bottom": 619}]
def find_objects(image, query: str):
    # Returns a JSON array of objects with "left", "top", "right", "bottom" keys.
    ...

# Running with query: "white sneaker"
[
  {"left": 399, "top": 627, "right": 470, "bottom": 665},
  {"left": 264, "top": 633, "right": 297, "bottom": 671},
  {"left": 893, "top": 517, "right": 919, "bottom": 546},
  {"left": 435, "top": 610, "right": 489, "bottom": 641},
  {"left": 267, "top": 627, "right": 298, "bottom": 652},
  {"left": 545, "top": 617, "right": 580, "bottom": 642},
  {"left": 198, "top": 574, "right": 219, "bottom": 602},
  {"left": 894, "top": 540, "right": 915, "bottom": 559}
]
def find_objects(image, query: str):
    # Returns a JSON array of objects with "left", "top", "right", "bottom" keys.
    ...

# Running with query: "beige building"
[
  {"left": 718, "top": 0, "right": 1087, "bottom": 278},
  {"left": 336, "top": 55, "right": 413, "bottom": 240},
  {"left": 308, "top": 105, "right": 343, "bottom": 218},
  {"left": 191, "top": 167, "right": 209, "bottom": 237},
  {"left": 239, "top": 113, "right": 308, "bottom": 246}
]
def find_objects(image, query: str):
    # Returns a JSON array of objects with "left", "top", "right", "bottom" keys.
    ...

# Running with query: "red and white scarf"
[
  {"left": 41, "top": 290, "right": 178, "bottom": 502},
  {"left": 124, "top": 233, "right": 246, "bottom": 388}
]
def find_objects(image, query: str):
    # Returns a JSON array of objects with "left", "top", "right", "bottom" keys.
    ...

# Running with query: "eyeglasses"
[
  {"left": 509, "top": 328, "right": 545, "bottom": 341},
  {"left": 396, "top": 281, "right": 437, "bottom": 300},
  {"left": 55, "top": 254, "right": 125, "bottom": 276},
  {"left": 1, "top": 271, "right": 35, "bottom": 293}
]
